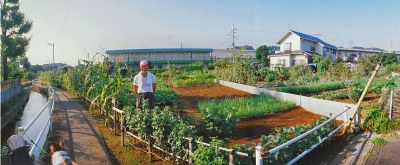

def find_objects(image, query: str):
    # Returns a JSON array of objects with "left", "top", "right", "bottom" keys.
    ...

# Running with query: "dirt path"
[{"left": 50, "top": 89, "right": 118, "bottom": 164}]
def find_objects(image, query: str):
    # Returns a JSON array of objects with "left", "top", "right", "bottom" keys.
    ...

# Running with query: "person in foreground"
[
  {"left": 133, "top": 60, "right": 156, "bottom": 109},
  {"left": 50, "top": 141, "right": 79, "bottom": 165}
]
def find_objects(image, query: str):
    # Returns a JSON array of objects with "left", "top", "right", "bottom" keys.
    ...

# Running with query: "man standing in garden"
[{"left": 133, "top": 60, "right": 156, "bottom": 109}]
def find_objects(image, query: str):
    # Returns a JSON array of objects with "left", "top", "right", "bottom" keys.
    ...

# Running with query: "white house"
[{"left": 269, "top": 30, "right": 337, "bottom": 69}]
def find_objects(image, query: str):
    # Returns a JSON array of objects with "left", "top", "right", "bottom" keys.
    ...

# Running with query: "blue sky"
[{"left": 20, "top": 0, "right": 400, "bottom": 65}]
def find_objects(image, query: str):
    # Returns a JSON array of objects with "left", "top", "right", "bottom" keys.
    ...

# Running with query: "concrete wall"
[
  {"left": 219, "top": 80, "right": 357, "bottom": 121},
  {"left": 1, "top": 85, "right": 22, "bottom": 103}
]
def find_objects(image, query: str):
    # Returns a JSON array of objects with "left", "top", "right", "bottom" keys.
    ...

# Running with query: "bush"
[
  {"left": 192, "top": 138, "right": 228, "bottom": 165},
  {"left": 362, "top": 104, "right": 400, "bottom": 134},
  {"left": 201, "top": 109, "right": 239, "bottom": 135}
]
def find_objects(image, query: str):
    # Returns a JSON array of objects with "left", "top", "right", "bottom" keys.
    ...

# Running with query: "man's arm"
[
  {"left": 133, "top": 85, "right": 138, "bottom": 96},
  {"left": 152, "top": 83, "right": 156, "bottom": 92}
]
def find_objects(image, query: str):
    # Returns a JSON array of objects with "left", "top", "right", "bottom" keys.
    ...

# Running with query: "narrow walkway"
[{"left": 51, "top": 88, "right": 117, "bottom": 165}]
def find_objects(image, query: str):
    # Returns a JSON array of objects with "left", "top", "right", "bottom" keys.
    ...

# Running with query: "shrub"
[
  {"left": 192, "top": 138, "right": 228, "bottom": 165},
  {"left": 201, "top": 109, "right": 239, "bottom": 135}
]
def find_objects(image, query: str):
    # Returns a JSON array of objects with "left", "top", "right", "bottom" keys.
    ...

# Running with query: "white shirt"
[
  {"left": 134, "top": 72, "right": 156, "bottom": 93},
  {"left": 52, "top": 151, "right": 71, "bottom": 165}
]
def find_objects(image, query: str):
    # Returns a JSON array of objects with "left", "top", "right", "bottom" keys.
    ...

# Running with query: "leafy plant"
[
  {"left": 201, "top": 109, "right": 239, "bottom": 135},
  {"left": 372, "top": 138, "right": 388, "bottom": 146},
  {"left": 258, "top": 116, "right": 334, "bottom": 164},
  {"left": 278, "top": 81, "right": 344, "bottom": 94},
  {"left": 362, "top": 104, "right": 400, "bottom": 134},
  {"left": 198, "top": 94, "right": 295, "bottom": 118},
  {"left": 192, "top": 138, "right": 228, "bottom": 165}
]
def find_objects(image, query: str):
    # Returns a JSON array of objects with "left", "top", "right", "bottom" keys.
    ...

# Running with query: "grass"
[
  {"left": 372, "top": 138, "right": 388, "bottom": 146},
  {"left": 197, "top": 94, "right": 296, "bottom": 118},
  {"left": 278, "top": 81, "right": 344, "bottom": 94},
  {"left": 173, "top": 70, "right": 216, "bottom": 87},
  {"left": 312, "top": 88, "right": 349, "bottom": 100}
]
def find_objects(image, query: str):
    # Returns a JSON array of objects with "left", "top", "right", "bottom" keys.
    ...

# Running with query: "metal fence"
[
  {"left": 255, "top": 106, "right": 358, "bottom": 165},
  {"left": 17, "top": 81, "right": 55, "bottom": 162}
]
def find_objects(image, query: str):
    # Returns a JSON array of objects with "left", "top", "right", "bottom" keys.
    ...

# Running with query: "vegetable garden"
[{"left": 38, "top": 52, "right": 400, "bottom": 164}]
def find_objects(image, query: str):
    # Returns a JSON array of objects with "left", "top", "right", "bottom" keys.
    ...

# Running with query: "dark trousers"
[{"left": 136, "top": 92, "right": 155, "bottom": 109}]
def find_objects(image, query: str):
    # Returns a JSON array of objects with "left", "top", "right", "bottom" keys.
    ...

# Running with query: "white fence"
[{"left": 17, "top": 81, "right": 55, "bottom": 162}]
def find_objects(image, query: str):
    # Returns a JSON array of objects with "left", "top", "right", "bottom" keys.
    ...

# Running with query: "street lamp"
[{"left": 47, "top": 43, "right": 55, "bottom": 73}]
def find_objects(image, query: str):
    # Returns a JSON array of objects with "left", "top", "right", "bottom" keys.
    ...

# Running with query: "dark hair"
[{"left": 50, "top": 141, "right": 63, "bottom": 152}]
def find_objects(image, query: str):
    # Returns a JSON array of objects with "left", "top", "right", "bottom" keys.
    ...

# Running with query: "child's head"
[{"left": 49, "top": 141, "right": 65, "bottom": 153}]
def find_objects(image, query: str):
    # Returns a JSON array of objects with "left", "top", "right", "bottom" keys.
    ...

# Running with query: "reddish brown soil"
[{"left": 224, "top": 106, "right": 323, "bottom": 146}]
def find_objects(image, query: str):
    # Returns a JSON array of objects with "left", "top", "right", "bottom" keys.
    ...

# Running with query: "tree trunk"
[{"left": 2, "top": 55, "right": 8, "bottom": 81}]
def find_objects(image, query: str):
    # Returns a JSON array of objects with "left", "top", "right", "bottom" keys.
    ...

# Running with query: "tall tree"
[
  {"left": 256, "top": 45, "right": 270, "bottom": 66},
  {"left": 1, "top": 0, "right": 32, "bottom": 80}
]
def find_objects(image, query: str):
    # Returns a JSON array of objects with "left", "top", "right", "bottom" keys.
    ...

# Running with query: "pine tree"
[{"left": 1, "top": 0, "right": 32, "bottom": 80}]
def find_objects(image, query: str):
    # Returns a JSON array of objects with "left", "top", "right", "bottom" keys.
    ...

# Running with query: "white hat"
[{"left": 140, "top": 60, "right": 148, "bottom": 66}]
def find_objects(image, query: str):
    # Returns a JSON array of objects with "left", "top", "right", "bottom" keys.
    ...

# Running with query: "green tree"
[
  {"left": 1, "top": 0, "right": 32, "bottom": 80},
  {"left": 256, "top": 45, "right": 270, "bottom": 66},
  {"left": 346, "top": 54, "right": 354, "bottom": 62},
  {"left": 336, "top": 54, "right": 343, "bottom": 63},
  {"left": 20, "top": 56, "right": 31, "bottom": 71},
  {"left": 381, "top": 53, "right": 398, "bottom": 66}
]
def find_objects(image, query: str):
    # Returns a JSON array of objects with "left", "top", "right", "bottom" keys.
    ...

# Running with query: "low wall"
[
  {"left": 1, "top": 85, "right": 22, "bottom": 103},
  {"left": 219, "top": 80, "right": 357, "bottom": 121}
]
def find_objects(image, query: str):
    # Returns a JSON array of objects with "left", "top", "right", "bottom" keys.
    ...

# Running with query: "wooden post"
[
  {"left": 229, "top": 149, "right": 234, "bottom": 165},
  {"left": 112, "top": 98, "right": 117, "bottom": 135},
  {"left": 188, "top": 138, "right": 193, "bottom": 165},
  {"left": 390, "top": 89, "right": 394, "bottom": 119},
  {"left": 121, "top": 114, "right": 124, "bottom": 146},
  {"left": 148, "top": 137, "right": 153, "bottom": 162}
]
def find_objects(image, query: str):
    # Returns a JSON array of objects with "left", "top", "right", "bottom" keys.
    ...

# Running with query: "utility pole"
[
  {"left": 180, "top": 42, "right": 184, "bottom": 48},
  {"left": 349, "top": 40, "right": 353, "bottom": 48},
  {"left": 47, "top": 43, "right": 55, "bottom": 73},
  {"left": 229, "top": 25, "right": 237, "bottom": 49}
]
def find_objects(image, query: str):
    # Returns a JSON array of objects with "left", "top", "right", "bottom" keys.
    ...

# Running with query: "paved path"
[
  {"left": 51, "top": 89, "right": 117, "bottom": 165},
  {"left": 365, "top": 130, "right": 400, "bottom": 165}
]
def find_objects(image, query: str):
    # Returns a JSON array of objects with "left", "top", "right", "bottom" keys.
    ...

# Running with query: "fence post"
[
  {"left": 344, "top": 106, "right": 349, "bottom": 123},
  {"left": 121, "top": 113, "right": 124, "bottom": 147},
  {"left": 188, "top": 138, "right": 193, "bottom": 165},
  {"left": 229, "top": 149, "right": 234, "bottom": 165},
  {"left": 256, "top": 145, "right": 263, "bottom": 165},
  {"left": 148, "top": 137, "right": 153, "bottom": 162},
  {"left": 390, "top": 89, "right": 394, "bottom": 119},
  {"left": 18, "top": 127, "right": 25, "bottom": 138},
  {"left": 112, "top": 98, "right": 117, "bottom": 135}
]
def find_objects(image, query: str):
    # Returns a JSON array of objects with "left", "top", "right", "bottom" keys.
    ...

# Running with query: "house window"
[
  {"left": 284, "top": 43, "right": 291, "bottom": 51},
  {"left": 310, "top": 46, "right": 315, "bottom": 52},
  {"left": 293, "top": 59, "right": 305, "bottom": 66}
]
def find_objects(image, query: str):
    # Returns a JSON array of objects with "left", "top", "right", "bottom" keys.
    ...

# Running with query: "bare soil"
[{"left": 224, "top": 106, "right": 323, "bottom": 146}]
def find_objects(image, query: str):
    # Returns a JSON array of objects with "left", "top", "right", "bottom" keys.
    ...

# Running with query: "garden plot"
[{"left": 173, "top": 84, "right": 327, "bottom": 146}]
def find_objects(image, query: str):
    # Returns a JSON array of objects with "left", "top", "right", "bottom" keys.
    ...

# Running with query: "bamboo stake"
[{"left": 342, "top": 64, "right": 381, "bottom": 134}]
